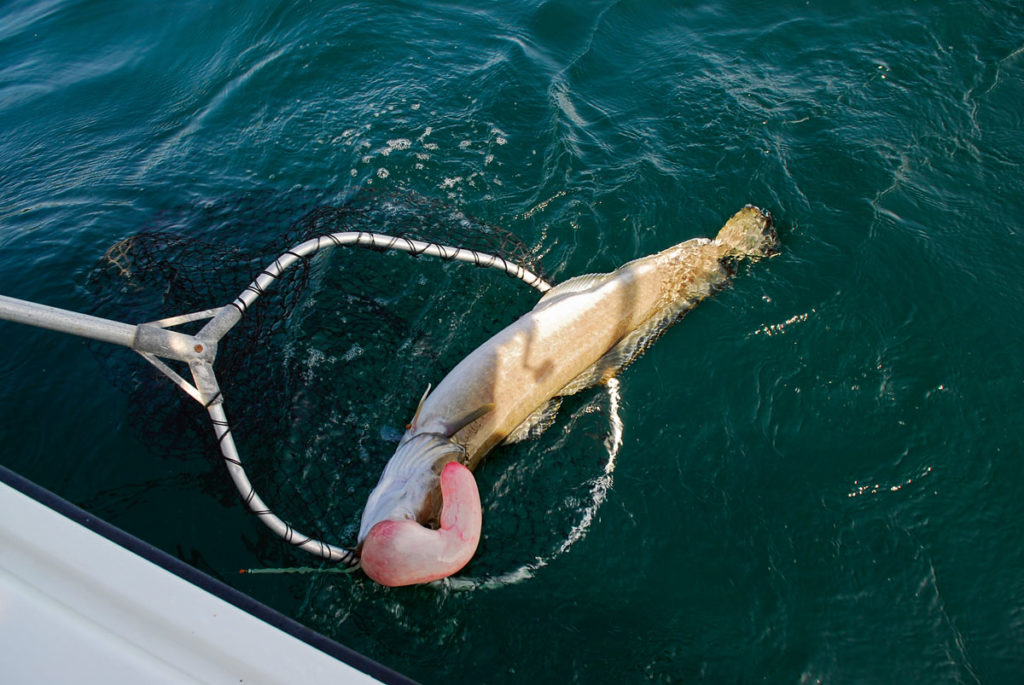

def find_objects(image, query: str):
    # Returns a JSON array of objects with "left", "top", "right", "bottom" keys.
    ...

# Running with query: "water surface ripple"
[{"left": 1, "top": 1, "right": 1023, "bottom": 682}]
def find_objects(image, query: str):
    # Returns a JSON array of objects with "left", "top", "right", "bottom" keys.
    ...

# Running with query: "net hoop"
[{"left": 192, "top": 232, "right": 552, "bottom": 567}]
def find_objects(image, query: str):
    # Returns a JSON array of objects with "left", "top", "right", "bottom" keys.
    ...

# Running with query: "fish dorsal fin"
[
  {"left": 533, "top": 272, "right": 617, "bottom": 311},
  {"left": 408, "top": 384, "right": 432, "bottom": 431},
  {"left": 443, "top": 403, "right": 495, "bottom": 437}
]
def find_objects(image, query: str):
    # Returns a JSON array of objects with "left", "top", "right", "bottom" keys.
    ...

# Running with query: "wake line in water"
[{"left": 133, "top": 46, "right": 287, "bottom": 182}]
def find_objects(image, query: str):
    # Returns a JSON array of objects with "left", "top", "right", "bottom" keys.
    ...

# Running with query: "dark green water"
[{"left": 2, "top": 1, "right": 1023, "bottom": 682}]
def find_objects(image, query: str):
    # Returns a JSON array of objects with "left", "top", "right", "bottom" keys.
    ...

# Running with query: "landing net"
[{"left": 84, "top": 189, "right": 551, "bottom": 567}]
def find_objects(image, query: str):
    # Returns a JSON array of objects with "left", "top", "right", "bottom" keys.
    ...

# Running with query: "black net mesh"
[{"left": 85, "top": 189, "right": 549, "bottom": 555}]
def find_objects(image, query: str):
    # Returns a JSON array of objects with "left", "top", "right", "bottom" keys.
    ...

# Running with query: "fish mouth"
[
  {"left": 359, "top": 461, "right": 482, "bottom": 586},
  {"left": 356, "top": 432, "right": 465, "bottom": 545}
]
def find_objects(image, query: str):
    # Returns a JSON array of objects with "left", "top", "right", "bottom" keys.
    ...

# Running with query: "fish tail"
[{"left": 714, "top": 205, "right": 777, "bottom": 260}]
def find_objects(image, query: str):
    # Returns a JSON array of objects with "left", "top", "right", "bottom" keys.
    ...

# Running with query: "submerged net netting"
[{"left": 85, "top": 188, "right": 620, "bottom": 578}]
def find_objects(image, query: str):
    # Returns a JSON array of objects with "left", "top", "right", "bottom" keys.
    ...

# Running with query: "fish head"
[{"left": 357, "top": 434, "right": 482, "bottom": 586}]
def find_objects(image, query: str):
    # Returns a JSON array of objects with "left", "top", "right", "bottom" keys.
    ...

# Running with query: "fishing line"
[{"left": 240, "top": 566, "right": 358, "bottom": 575}]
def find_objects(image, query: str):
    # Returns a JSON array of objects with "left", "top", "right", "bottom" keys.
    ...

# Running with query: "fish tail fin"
[{"left": 714, "top": 205, "right": 777, "bottom": 260}]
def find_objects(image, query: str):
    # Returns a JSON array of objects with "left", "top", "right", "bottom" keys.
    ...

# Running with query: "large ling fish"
[{"left": 356, "top": 206, "right": 776, "bottom": 586}]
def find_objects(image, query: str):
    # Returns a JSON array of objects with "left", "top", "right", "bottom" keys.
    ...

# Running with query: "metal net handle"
[{"left": 191, "top": 231, "right": 553, "bottom": 567}]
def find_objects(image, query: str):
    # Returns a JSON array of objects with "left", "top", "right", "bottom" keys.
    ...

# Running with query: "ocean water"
[{"left": 2, "top": 1, "right": 1023, "bottom": 682}]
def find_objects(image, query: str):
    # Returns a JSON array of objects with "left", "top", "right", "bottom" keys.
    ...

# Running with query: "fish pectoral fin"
[
  {"left": 532, "top": 272, "right": 617, "bottom": 312},
  {"left": 443, "top": 403, "right": 495, "bottom": 437},
  {"left": 502, "top": 397, "right": 563, "bottom": 445}
]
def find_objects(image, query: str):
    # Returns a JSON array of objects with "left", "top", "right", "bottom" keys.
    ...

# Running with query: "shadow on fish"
[{"left": 356, "top": 205, "right": 777, "bottom": 586}]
